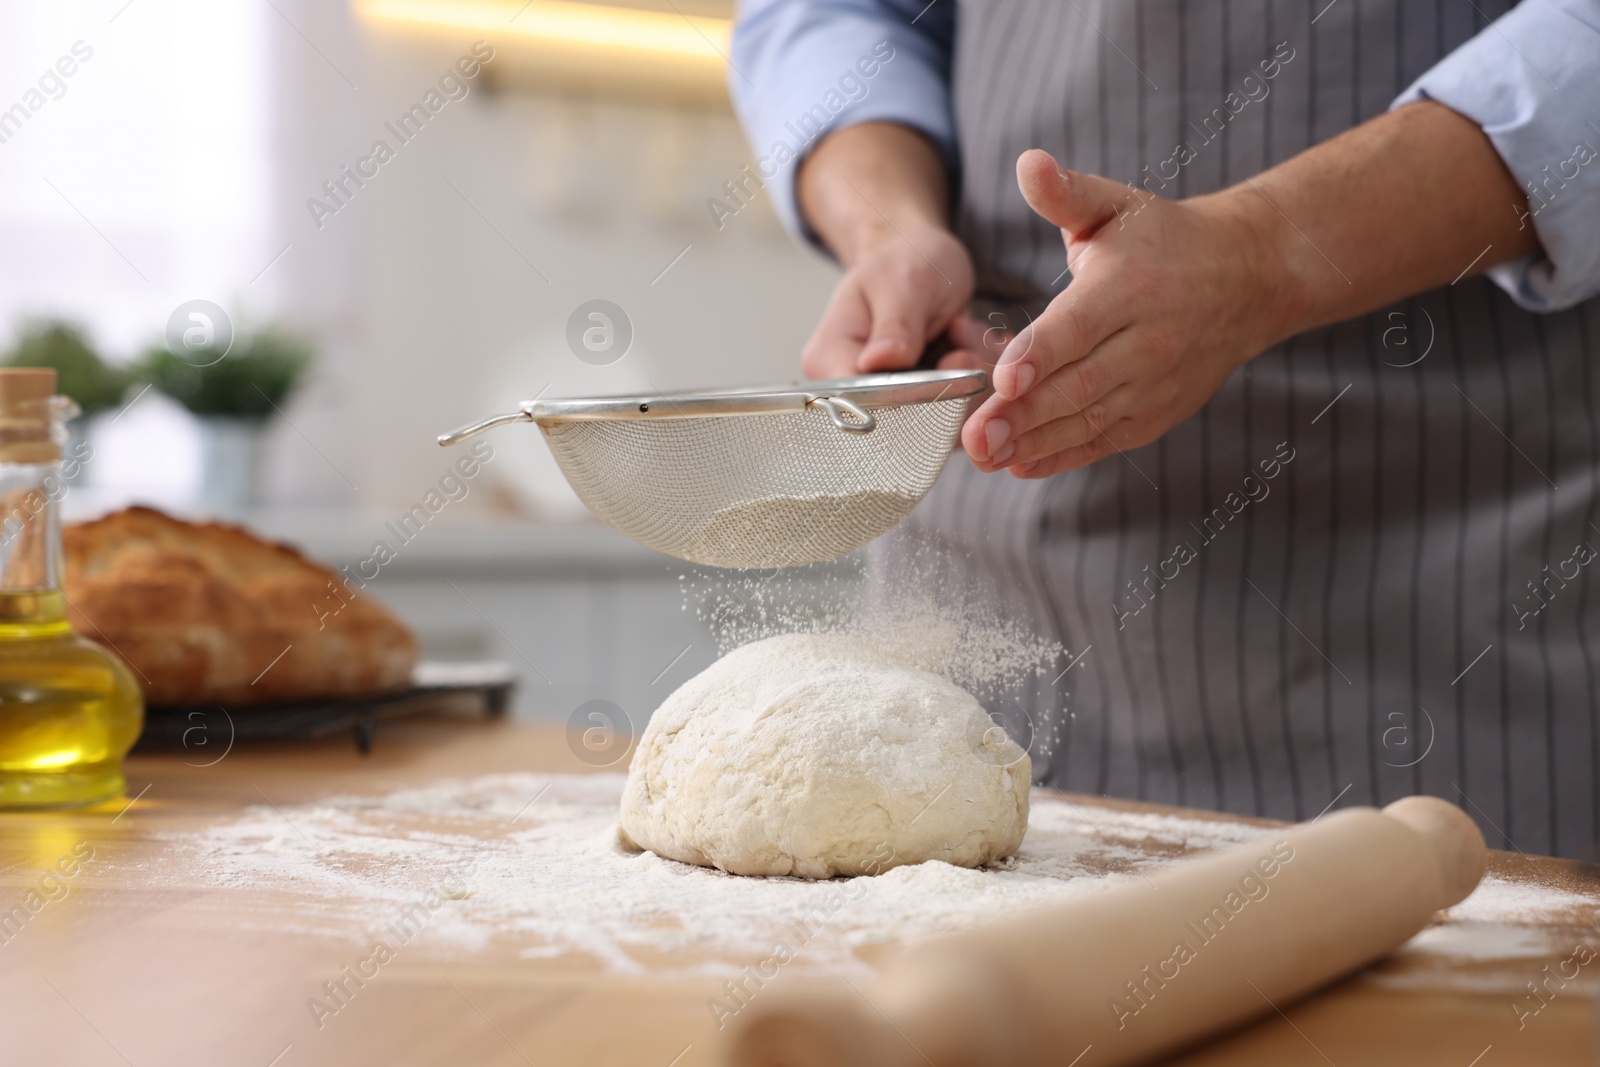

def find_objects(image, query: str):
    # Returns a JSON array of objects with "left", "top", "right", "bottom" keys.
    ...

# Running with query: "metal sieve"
[{"left": 437, "top": 369, "right": 987, "bottom": 569}]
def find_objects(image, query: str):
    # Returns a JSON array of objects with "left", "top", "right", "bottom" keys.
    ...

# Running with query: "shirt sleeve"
[
  {"left": 727, "top": 0, "right": 957, "bottom": 245},
  {"left": 1393, "top": 0, "right": 1600, "bottom": 312}
]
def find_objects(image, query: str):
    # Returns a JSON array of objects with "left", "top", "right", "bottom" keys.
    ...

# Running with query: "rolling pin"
[{"left": 727, "top": 795, "right": 1486, "bottom": 1067}]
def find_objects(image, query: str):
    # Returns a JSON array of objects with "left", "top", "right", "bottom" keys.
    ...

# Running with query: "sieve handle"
[
  {"left": 809, "top": 395, "right": 876, "bottom": 435},
  {"left": 436, "top": 409, "right": 533, "bottom": 446}
]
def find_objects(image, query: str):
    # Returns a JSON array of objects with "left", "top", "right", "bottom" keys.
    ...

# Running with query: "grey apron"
[{"left": 883, "top": 0, "right": 1600, "bottom": 859}]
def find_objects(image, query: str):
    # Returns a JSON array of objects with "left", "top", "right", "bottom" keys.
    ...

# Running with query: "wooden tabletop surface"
[{"left": 1, "top": 713, "right": 1595, "bottom": 1067}]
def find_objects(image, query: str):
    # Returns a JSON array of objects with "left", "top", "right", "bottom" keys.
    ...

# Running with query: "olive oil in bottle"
[{"left": 0, "top": 368, "right": 142, "bottom": 808}]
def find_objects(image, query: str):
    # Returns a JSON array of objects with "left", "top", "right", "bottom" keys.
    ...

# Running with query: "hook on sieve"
[{"left": 809, "top": 395, "right": 876, "bottom": 435}]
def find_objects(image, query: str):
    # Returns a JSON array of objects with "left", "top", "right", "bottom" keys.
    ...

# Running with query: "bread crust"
[{"left": 62, "top": 506, "right": 418, "bottom": 706}]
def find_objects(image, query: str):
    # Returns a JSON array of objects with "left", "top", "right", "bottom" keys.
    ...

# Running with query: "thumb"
[{"left": 1016, "top": 148, "right": 1135, "bottom": 240}]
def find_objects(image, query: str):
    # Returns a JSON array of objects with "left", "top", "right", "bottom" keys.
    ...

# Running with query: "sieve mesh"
[{"left": 541, "top": 396, "right": 972, "bottom": 568}]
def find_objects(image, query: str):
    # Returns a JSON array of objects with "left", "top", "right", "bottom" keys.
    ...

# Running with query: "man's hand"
[
  {"left": 797, "top": 122, "right": 979, "bottom": 377},
  {"left": 962, "top": 150, "right": 1295, "bottom": 475},
  {"left": 802, "top": 222, "right": 975, "bottom": 378},
  {"left": 966, "top": 102, "right": 1539, "bottom": 478}
]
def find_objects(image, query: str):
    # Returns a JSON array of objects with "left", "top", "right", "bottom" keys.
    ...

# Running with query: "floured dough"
[{"left": 618, "top": 632, "right": 1030, "bottom": 878}]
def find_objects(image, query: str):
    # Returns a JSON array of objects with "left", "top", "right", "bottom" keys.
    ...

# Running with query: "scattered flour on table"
[
  {"left": 144, "top": 773, "right": 1599, "bottom": 988},
  {"left": 153, "top": 773, "right": 1262, "bottom": 977},
  {"left": 1441, "top": 873, "right": 1597, "bottom": 927},
  {"left": 1371, "top": 874, "right": 1600, "bottom": 993},
  {"left": 1396, "top": 923, "right": 1554, "bottom": 961}
]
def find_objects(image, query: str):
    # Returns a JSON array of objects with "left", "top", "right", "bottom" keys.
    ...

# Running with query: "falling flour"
[
  {"left": 673, "top": 491, "right": 921, "bottom": 569},
  {"left": 683, "top": 556, "right": 1064, "bottom": 696}
]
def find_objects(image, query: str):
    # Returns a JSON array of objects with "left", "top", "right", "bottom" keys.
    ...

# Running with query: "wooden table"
[{"left": 1, "top": 714, "right": 1595, "bottom": 1066}]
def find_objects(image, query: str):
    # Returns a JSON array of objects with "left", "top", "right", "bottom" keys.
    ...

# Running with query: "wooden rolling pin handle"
[
  {"left": 1380, "top": 794, "right": 1487, "bottom": 906},
  {"left": 727, "top": 795, "right": 1486, "bottom": 1067}
]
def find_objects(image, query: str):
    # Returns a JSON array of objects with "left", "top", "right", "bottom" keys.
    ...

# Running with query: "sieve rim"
[
  {"left": 523, "top": 368, "right": 985, "bottom": 424},
  {"left": 438, "top": 369, "right": 986, "bottom": 445}
]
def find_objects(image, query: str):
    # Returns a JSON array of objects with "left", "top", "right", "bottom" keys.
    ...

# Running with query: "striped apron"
[{"left": 882, "top": 0, "right": 1600, "bottom": 859}]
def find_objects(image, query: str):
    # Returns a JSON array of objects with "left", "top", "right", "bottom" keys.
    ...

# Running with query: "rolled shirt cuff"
[
  {"left": 728, "top": 9, "right": 957, "bottom": 247},
  {"left": 1393, "top": 0, "right": 1600, "bottom": 311}
]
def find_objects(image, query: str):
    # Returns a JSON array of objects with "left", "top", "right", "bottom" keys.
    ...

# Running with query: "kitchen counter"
[{"left": 1, "top": 716, "right": 1594, "bottom": 1066}]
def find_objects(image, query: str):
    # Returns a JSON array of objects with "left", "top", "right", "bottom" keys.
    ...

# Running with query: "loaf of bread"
[{"left": 62, "top": 506, "right": 418, "bottom": 706}]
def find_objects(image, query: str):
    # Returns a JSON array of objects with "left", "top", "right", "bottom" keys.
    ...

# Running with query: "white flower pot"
[{"left": 197, "top": 416, "right": 265, "bottom": 513}]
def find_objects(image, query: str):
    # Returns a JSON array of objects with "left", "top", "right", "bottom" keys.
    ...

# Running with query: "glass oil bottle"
[{"left": 0, "top": 368, "right": 142, "bottom": 807}]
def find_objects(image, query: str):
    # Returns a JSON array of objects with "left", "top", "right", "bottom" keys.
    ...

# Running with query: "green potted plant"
[
  {"left": 3, "top": 321, "right": 128, "bottom": 484},
  {"left": 139, "top": 329, "right": 313, "bottom": 511}
]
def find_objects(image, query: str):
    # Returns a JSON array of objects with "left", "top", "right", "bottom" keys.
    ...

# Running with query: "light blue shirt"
[{"left": 730, "top": 0, "right": 1600, "bottom": 311}]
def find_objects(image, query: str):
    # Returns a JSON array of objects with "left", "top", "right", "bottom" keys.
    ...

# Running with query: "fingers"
[
  {"left": 936, "top": 347, "right": 982, "bottom": 371},
  {"left": 800, "top": 266, "right": 933, "bottom": 377},
  {"left": 807, "top": 258, "right": 970, "bottom": 377},
  {"left": 801, "top": 283, "right": 873, "bottom": 379},
  {"left": 993, "top": 152, "right": 1145, "bottom": 400},
  {"left": 857, "top": 265, "right": 960, "bottom": 372},
  {"left": 970, "top": 382, "right": 1134, "bottom": 471},
  {"left": 1016, "top": 149, "right": 1138, "bottom": 241},
  {"left": 964, "top": 333, "right": 1128, "bottom": 462},
  {"left": 1007, "top": 430, "right": 1125, "bottom": 478},
  {"left": 931, "top": 316, "right": 991, "bottom": 372},
  {"left": 943, "top": 314, "right": 990, "bottom": 363},
  {"left": 857, "top": 290, "right": 926, "bottom": 372},
  {"left": 990, "top": 284, "right": 1127, "bottom": 400}
]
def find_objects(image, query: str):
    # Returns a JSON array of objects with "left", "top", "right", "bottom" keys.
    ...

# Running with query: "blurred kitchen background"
[{"left": 1, "top": 0, "right": 843, "bottom": 721}]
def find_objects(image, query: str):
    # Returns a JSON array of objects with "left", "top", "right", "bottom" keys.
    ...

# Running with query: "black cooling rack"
[{"left": 134, "top": 662, "right": 516, "bottom": 754}]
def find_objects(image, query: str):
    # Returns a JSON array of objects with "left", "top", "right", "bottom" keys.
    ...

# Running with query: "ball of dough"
[{"left": 618, "top": 632, "right": 1030, "bottom": 879}]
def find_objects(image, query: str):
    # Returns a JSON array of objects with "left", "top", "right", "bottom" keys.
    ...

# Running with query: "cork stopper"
[{"left": 0, "top": 367, "right": 66, "bottom": 463}]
